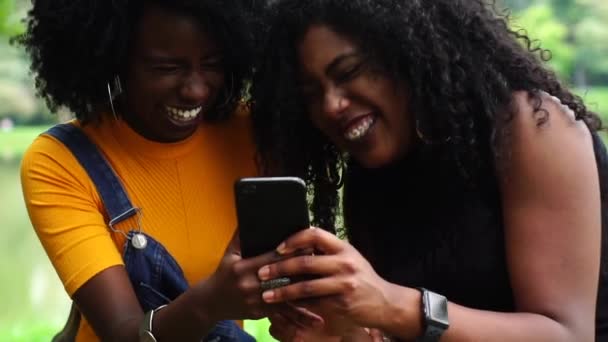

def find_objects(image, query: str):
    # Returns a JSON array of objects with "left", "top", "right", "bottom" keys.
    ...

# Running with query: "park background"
[{"left": 1, "top": 0, "right": 607, "bottom": 341}]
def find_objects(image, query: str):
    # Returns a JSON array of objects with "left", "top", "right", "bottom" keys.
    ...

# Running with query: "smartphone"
[{"left": 235, "top": 177, "right": 310, "bottom": 258}]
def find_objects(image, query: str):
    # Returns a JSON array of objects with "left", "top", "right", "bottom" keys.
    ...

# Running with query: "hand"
[
  {"left": 198, "top": 233, "right": 279, "bottom": 320},
  {"left": 269, "top": 312, "right": 340, "bottom": 342},
  {"left": 269, "top": 311, "right": 380, "bottom": 342},
  {"left": 257, "top": 228, "right": 395, "bottom": 330},
  {"left": 365, "top": 328, "right": 390, "bottom": 342},
  {"left": 200, "top": 233, "right": 327, "bottom": 327}
]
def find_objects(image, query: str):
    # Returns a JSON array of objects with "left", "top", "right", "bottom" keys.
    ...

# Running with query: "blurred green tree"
[
  {"left": 0, "top": 0, "right": 56, "bottom": 125},
  {"left": 0, "top": 0, "right": 24, "bottom": 36},
  {"left": 502, "top": 0, "right": 608, "bottom": 86}
]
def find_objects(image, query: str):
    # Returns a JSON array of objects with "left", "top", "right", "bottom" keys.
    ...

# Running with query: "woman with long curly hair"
[
  {"left": 16, "top": 0, "right": 319, "bottom": 341},
  {"left": 251, "top": 0, "right": 608, "bottom": 340}
]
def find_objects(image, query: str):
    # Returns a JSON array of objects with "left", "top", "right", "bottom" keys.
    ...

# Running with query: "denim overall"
[{"left": 46, "top": 124, "right": 255, "bottom": 342}]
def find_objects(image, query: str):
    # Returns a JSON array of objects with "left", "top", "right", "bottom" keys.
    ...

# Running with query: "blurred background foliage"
[{"left": 0, "top": 0, "right": 607, "bottom": 341}]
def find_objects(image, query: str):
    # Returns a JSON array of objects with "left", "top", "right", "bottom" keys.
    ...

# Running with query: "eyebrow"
[{"left": 325, "top": 52, "right": 362, "bottom": 75}]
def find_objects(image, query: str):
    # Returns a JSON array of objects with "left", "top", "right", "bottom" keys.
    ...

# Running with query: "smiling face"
[
  {"left": 297, "top": 25, "right": 414, "bottom": 168},
  {"left": 122, "top": 5, "right": 225, "bottom": 142}
]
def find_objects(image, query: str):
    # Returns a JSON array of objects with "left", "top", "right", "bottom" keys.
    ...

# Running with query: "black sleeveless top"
[{"left": 343, "top": 134, "right": 608, "bottom": 340}]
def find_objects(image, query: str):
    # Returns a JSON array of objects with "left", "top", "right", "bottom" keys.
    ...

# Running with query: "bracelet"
[{"left": 138, "top": 304, "right": 168, "bottom": 342}]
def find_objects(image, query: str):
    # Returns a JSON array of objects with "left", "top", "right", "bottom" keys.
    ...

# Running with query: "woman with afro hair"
[
  {"left": 251, "top": 0, "right": 608, "bottom": 341},
  {"left": 17, "top": 0, "right": 313, "bottom": 341}
]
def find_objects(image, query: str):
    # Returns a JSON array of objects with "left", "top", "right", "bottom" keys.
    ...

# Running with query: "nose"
[
  {"left": 179, "top": 71, "right": 210, "bottom": 103},
  {"left": 322, "top": 87, "right": 350, "bottom": 118}
]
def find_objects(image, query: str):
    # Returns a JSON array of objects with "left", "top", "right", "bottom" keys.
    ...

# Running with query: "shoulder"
[
  {"left": 497, "top": 90, "right": 598, "bottom": 211},
  {"left": 505, "top": 91, "right": 591, "bottom": 147},
  {"left": 20, "top": 124, "right": 96, "bottom": 198},
  {"left": 21, "top": 126, "right": 76, "bottom": 175},
  {"left": 498, "top": 91, "right": 594, "bottom": 173}
]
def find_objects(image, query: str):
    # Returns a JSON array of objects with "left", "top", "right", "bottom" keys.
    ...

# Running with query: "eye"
[
  {"left": 151, "top": 64, "right": 181, "bottom": 73},
  {"left": 201, "top": 56, "right": 224, "bottom": 70},
  {"left": 335, "top": 63, "right": 364, "bottom": 83}
]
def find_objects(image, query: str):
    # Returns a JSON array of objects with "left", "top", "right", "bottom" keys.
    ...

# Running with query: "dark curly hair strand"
[
  {"left": 14, "top": 0, "right": 255, "bottom": 123},
  {"left": 251, "top": 0, "right": 603, "bottom": 231}
]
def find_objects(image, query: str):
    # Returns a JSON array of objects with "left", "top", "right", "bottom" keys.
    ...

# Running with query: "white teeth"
[
  {"left": 345, "top": 116, "right": 375, "bottom": 141},
  {"left": 165, "top": 106, "right": 202, "bottom": 122}
]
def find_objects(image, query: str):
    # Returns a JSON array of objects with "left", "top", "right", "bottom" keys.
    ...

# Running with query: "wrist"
[
  {"left": 380, "top": 283, "right": 424, "bottom": 340},
  {"left": 191, "top": 279, "right": 221, "bottom": 324},
  {"left": 139, "top": 305, "right": 168, "bottom": 342},
  {"left": 415, "top": 288, "right": 449, "bottom": 342}
]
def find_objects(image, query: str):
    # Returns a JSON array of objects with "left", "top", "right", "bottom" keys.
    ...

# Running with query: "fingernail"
[
  {"left": 258, "top": 266, "right": 270, "bottom": 280},
  {"left": 276, "top": 242, "right": 291, "bottom": 255},
  {"left": 262, "top": 290, "right": 275, "bottom": 302}
]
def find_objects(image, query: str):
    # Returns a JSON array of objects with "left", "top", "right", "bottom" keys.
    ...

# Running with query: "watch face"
[
  {"left": 139, "top": 331, "right": 157, "bottom": 342},
  {"left": 425, "top": 291, "right": 449, "bottom": 328}
]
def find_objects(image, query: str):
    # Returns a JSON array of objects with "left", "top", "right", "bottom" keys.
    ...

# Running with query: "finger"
[
  {"left": 258, "top": 254, "right": 346, "bottom": 281},
  {"left": 279, "top": 302, "right": 325, "bottom": 328},
  {"left": 276, "top": 227, "right": 345, "bottom": 256},
  {"left": 233, "top": 248, "right": 284, "bottom": 276},
  {"left": 368, "top": 328, "right": 385, "bottom": 342},
  {"left": 262, "top": 277, "right": 348, "bottom": 303},
  {"left": 260, "top": 277, "right": 292, "bottom": 291}
]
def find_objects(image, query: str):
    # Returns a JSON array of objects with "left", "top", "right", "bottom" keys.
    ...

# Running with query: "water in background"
[{"left": 0, "top": 157, "right": 71, "bottom": 340}]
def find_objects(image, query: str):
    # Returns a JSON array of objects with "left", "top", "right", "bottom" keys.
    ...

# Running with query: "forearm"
[
  {"left": 153, "top": 281, "right": 221, "bottom": 342},
  {"left": 381, "top": 285, "right": 588, "bottom": 342},
  {"left": 106, "top": 282, "right": 220, "bottom": 342}
]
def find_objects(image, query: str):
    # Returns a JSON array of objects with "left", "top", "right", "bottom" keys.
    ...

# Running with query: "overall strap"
[{"left": 44, "top": 123, "right": 137, "bottom": 225}]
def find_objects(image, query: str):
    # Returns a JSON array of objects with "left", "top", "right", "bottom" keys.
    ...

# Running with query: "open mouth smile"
[
  {"left": 165, "top": 105, "right": 202, "bottom": 122},
  {"left": 344, "top": 114, "right": 376, "bottom": 141}
]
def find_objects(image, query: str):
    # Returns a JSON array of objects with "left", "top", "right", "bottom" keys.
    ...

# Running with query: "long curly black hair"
[
  {"left": 14, "top": 0, "right": 255, "bottom": 123},
  {"left": 251, "top": 0, "right": 603, "bottom": 231}
]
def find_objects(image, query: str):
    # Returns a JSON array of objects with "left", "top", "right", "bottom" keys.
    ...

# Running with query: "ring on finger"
[{"left": 260, "top": 277, "right": 291, "bottom": 291}]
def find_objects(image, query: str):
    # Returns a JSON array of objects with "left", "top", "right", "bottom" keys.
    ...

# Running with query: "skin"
[
  {"left": 121, "top": 5, "right": 224, "bottom": 143},
  {"left": 262, "top": 25, "right": 601, "bottom": 342},
  {"left": 298, "top": 25, "right": 413, "bottom": 169},
  {"left": 72, "top": 6, "right": 321, "bottom": 342}
]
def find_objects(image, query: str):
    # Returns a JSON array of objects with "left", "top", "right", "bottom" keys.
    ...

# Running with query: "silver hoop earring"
[
  {"left": 107, "top": 75, "right": 123, "bottom": 121},
  {"left": 416, "top": 119, "right": 451, "bottom": 144},
  {"left": 415, "top": 118, "right": 428, "bottom": 143}
]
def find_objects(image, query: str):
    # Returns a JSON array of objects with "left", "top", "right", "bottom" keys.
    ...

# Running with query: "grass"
[
  {"left": 0, "top": 323, "right": 64, "bottom": 342},
  {"left": 0, "top": 125, "right": 50, "bottom": 161}
]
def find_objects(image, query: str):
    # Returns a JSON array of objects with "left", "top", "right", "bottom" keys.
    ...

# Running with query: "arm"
[
  {"left": 20, "top": 136, "right": 279, "bottom": 341},
  {"left": 73, "top": 240, "right": 280, "bottom": 342},
  {"left": 383, "top": 91, "right": 601, "bottom": 341},
  {"left": 256, "top": 92, "right": 601, "bottom": 341}
]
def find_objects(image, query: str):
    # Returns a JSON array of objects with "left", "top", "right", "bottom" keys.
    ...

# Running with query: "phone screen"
[{"left": 235, "top": 177, "right": 310, "bottom": 258}]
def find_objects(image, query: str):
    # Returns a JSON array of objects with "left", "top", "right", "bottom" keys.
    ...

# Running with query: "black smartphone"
[{"left": 235, "top": 177, "right": 310, "bottom": 258}]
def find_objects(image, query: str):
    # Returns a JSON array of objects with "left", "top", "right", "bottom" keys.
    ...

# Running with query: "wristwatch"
[
  {"left": 139, "top": 304, "right": 168, "bottom": 342},
  {"left": 416, "top": 288, "right": 449, "bottom": 342}
]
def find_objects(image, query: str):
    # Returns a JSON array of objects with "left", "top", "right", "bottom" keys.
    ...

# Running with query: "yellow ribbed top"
[{"left": 21, "top": 112, "right": 257, "bottom": 341}]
